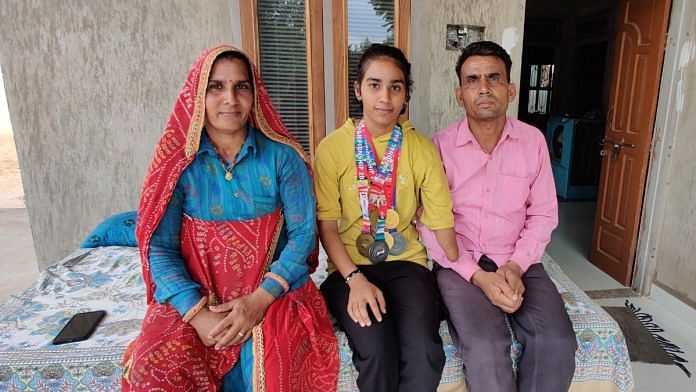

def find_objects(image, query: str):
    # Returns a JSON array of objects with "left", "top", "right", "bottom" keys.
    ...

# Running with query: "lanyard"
[{"left": 354, "top": 120, "right": 403, "bottom": 240}]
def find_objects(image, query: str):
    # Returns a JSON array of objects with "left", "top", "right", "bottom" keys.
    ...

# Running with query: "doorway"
[
  {"left": 0, "top": 65, "right": 38, "bottom": 301},
  {"left": 0, "top": 66, "right": 24, "bottom": 209},
  {"left": 520, "top": 0, "right": 672, "bottom": 286}
]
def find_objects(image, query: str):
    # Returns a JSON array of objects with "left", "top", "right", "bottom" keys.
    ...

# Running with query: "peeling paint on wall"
[
  {"left": 409, "top": 0, "right": 525, "bottom": 134},
  {"left": 676, "top": 79, "right": 684, "bottom": 113},
  {"left": 676, "top": 40, "right": 694, "bottom": 113},
  {"left": 678, "top": 40, "right": 695, "bottom": 69},
  {"left": 501, "top": 27, "right": 518, "bottom": 53}
]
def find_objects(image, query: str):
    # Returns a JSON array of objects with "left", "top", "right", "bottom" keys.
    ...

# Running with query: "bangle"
[
  {"left": 182, "top": 297, "right": 207, "bottom": 323},
  {"left": 344, "top": 269, "right": 362, "bottom": 283},
  {"left": 264, "top": 272, "right": 290, "bottom": 293}
]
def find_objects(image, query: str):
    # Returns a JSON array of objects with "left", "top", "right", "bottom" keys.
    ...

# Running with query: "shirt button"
[{"left": 234, "top": 192, "right": 239, "bottom": 198}]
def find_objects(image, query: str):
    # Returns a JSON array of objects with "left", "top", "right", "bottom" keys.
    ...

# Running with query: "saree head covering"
[
  {"left": 136, "top": 45, "right": 318, "bottom": 304},
  {"left": 124, "top": 46, "right": 337, "bottom": 391}
]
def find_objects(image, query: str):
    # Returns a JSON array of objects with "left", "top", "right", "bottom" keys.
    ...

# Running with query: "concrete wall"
[
  {"left": 409, "top": 0, "right": 526, "bottom": 134},
  {"left": 651, "top": 0, "right": 696, "bottom": 307},
  {"left": 0, "top": 0, "right": 241, "bottom": 267}
]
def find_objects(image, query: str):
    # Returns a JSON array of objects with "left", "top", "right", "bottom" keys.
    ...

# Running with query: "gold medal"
[
  {"left": 385, "top": 209, "right": 399, "bottom": 229},
  {"left": 356, "top": 232, "right": 375, "bottom": 258},
  {"left": 384, "top": 232, "right": 395, "bottom": 249},
  {"left": 224, "top": 171, "right": 233, "bottom": 181}
]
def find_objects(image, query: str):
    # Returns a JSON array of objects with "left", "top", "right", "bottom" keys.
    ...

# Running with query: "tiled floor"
[
  {"left": 548, "top": 201, "right": 696, "bottom": 391},
  {"left": 0, "top": 208, "right": 37, "bottom": 302}
]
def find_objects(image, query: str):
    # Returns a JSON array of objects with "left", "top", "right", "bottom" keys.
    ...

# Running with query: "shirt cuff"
[
  {"left": 447, "top": 254, "right": 481, "bottom": 282},
  {"left": 168, "top": 289, "right": 203, "bottom": 316},
  {"left": 435, "top": 243, "right": 481, "bottom": 282},
  {"left": 509, "top": 250, "right": 539, "bottom": 273},
  {"left": 259, "top": 278, "right": 284, "bottom": 299}
]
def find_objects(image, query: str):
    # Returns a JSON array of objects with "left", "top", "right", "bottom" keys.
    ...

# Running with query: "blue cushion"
[{"left": 81, "top": 211, "right": 138, "bottom": 248}]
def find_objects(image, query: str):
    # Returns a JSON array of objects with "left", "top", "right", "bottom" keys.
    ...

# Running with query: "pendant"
[
  {"left": 385, "top": 209, "right": 400, "bottom": 229},
  {"left": 356, "top": 232, "right": 375, "bottom": 258},
  {"left": 225, "top": 171, "right": 233, "bottom": 181},
  {"left": 368, "top": 240, "right": 389, "bottom": 264},
  {"left": 389, "top": 231, "right": 407, "bottom": 256}
]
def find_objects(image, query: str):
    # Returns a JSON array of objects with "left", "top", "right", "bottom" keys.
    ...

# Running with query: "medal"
[
  {"left": 368, "top": 240, "right": 389, "bottom": 263},
  {"left": 389, "top": 231, "right": 407, "bottom": 256},
  {"left": 384, "top": 231, "right": 395, "bottom": 249},
  {"left": 354, "top": 120, "right": 403, "bottom": 264},
  {"left": 385, "top": 209, "right": 399, "bottom": 229},
  {"left": 356, "top": 232, "right": 375, "bottom": 258}
]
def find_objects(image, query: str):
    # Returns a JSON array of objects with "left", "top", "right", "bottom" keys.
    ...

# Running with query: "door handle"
[{"left": 599, "top": 137, "right": 635, "bottom": 160}]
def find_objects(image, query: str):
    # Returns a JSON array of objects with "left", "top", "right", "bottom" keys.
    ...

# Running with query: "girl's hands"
[{"left": 346, "top": 273, "right": 386, "bottom": 327}]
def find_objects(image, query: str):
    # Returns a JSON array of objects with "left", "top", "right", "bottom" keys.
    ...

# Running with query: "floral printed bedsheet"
[{"left": 0, "top": 247, "right": 633, "bottom": 391}]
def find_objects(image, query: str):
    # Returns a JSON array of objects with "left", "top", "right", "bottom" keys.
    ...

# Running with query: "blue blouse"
[{"left": 148, "top": 126, "right": 316, "bottom": 315}]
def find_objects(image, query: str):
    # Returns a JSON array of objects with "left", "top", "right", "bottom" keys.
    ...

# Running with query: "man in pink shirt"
[{"left": 419, "top": 41, "right": 576, "bottom": 391}]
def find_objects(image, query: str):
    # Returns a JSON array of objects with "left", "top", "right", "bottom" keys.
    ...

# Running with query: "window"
[
  {"left": 241, "top": 0, "right": 410, "bottom": 154},
  {"left": 527, "top": 63, "right": 554, "bottom": 114},
  {"left": 346, "top": 0, "right": 395, "bottom": 119},
  {"left": 257, "top": 0, "right": 310, "bottom": 150},
  {"left": 240, "top": 0, "right": 324, "bottom": 156},
  {"left": 333, "top": 0, "right": 410, "bottom": 125}
]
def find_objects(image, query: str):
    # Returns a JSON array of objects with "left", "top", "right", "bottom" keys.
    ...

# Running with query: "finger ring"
[{"left": 237, "top": 332, "right": 245, "bottom": 338}]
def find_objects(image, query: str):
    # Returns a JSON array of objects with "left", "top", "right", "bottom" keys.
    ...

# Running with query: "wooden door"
[{"left": 590, "top": 0, "right": 671, "bottom": 285}]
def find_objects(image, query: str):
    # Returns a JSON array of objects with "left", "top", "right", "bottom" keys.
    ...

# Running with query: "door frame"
[
  {"left": 633, "top": 0, "right": 687, "bottom": 295},
  {"left": 520, "top": 0, "right": 682, "bottom": 292}
]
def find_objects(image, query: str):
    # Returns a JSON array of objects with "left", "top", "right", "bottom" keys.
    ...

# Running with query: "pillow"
[{"left": 81, "top": 211, "right": 138, "bottom": 248}]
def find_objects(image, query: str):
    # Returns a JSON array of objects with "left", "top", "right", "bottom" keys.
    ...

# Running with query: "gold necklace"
[{"left": 213, "top": 146, "right": 237, "bottom": 181}]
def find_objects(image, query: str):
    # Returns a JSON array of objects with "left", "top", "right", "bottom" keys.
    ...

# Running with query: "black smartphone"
[{"left": 52, "top": 310, "right": 107, "bottom": 345}]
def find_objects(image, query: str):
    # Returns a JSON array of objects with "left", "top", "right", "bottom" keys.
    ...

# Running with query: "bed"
[{"left": 0, "top": 245, "right": 634, "bottom": 391}]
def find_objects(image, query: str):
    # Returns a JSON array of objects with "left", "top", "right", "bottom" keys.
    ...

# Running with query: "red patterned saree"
[{"left": 122, "top": 46, "right": 338, "bottom": 392}]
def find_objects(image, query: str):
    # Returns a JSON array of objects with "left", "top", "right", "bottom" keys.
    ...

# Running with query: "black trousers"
[
  {"left": 435, "top": 256, "right": 577, "bottom": 392},
  {"left": 321, "top": 261, "right": 445, "bottom": 392}
]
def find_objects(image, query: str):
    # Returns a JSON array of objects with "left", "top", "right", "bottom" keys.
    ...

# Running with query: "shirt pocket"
[{"left": 497, "top": 174, "right": 531, "bottom": 212}]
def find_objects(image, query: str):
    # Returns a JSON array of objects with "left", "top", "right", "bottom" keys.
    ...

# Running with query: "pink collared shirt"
[{"left": 419, "top": 117, "right": 558, "bottom": 281}]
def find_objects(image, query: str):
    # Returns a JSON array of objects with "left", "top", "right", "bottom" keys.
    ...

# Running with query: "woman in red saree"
[{"left": 122, "top": 45, "right": 338, "bottom": 392}]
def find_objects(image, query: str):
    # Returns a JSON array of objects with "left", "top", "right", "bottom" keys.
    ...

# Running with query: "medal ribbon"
[
  {"left": 355, "top": 124, "right": 373, "bottom": 234},
  {"left": 354, "top": 120, "right": 403, "bottom": 241},
  {"left": 388, "top": 147, "right": 401, "bottom": 233}
]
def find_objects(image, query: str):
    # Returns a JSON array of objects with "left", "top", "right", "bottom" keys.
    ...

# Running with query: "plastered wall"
[
  {"left": 409, "top": 0, "right": 526, "bottom": 134},
  {"left": 0, "top": 0, "right": 240, "bottom": 266},
  {"left": 652, "top": 2, "right": 696, "bottom": 306}
]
